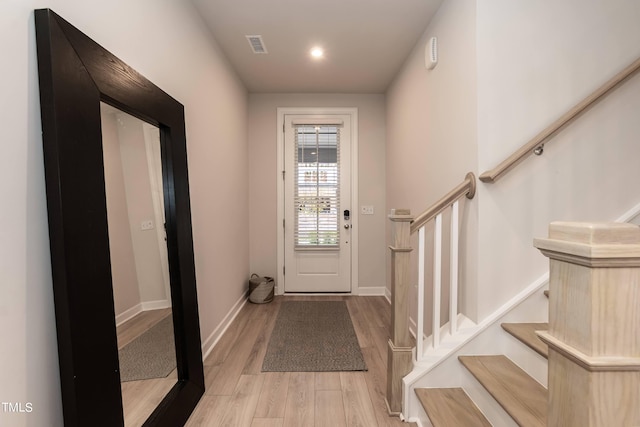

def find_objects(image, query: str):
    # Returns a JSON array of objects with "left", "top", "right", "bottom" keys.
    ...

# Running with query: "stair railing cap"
[
  {"left": 547, "top": 221, "right": 640, "bottom": 245},
  {"left": 534, "top": 221, "right": 640, "bottom": 267},
  {"left": 389, "top": 209, "right": 413, "bottom": 221}
]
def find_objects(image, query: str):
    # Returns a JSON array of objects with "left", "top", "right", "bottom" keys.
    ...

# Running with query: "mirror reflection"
[{"left": 100, "top": 103, "right": 176, "bottom": 426}]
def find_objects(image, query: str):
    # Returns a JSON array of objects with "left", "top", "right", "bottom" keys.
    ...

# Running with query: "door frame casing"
[{"left": 276, "top": 107, "right": 359, "bottom": 295}]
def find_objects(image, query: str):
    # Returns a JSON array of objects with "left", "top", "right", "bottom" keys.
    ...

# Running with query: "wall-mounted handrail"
[
  {"left": 479, "top": 56, "right": 640, "bottom": 184},
  {"left": 410, "top": 172, "right": 476, "bottom": 234}
]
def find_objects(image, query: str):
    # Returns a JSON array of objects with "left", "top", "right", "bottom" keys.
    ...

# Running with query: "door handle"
[{"left": 344, "top": 224, "right": 351, "bottom": 229}]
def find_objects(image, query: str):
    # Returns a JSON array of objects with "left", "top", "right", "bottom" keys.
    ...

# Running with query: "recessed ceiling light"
[{"left": 310, "top": 47, "right": 324, "bottom": 58}]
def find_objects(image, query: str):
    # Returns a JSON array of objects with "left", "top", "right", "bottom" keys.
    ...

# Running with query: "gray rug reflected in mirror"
[
  {"left": 262, "top": 300, "right": 367, "bottom": 372},
  {"left": 118, "top": 315, "right": 176, "bottom": 382}
]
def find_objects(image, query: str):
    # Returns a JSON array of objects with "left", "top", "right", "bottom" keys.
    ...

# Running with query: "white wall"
[
  {"left": 103, "top": 110, "right": 171, "bottom": 318},
  {"left": 475, "top": 0, "right": 640, "bottom": 319},
  {"left": 248, "top": 94, "right": 387, "bottom": 292},
  {"left": 0, "top": 1, "right": 247, "bottom": 425},
  {"left": 102, "top": 111, "right": 144, "bottom": 317},
  {"left": 386, "top": 0, "right": 478, "bottom": 321},
  {"left": 386, "top": 0, "right": 478, "bottom": 208},
  {"left": 116, "top": 113, "right": 168, "bottom": 307}
]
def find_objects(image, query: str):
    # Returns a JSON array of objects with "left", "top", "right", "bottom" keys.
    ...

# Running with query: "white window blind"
[{"left": 294, "top": 125, "right": 341, "bottom": 249}]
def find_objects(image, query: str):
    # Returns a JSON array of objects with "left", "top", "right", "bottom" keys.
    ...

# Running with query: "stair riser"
[
  {"left": 460, "top": 367, "right": 520, "bottom": 427},
  {"left": 502, "top": 332, "right": 548, "bottom": 387}
]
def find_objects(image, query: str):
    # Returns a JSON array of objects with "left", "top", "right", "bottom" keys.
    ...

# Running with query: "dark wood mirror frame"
[{"left": 34, "top": 9, "right": 204, "bottom": 427}]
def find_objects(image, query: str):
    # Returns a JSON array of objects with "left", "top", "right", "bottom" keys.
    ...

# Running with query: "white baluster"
[
  {"left": 450, "top": 201, "right": 459, "bottom": 335},
  {"left": 433, "top": 213, "right": 442, "bottom": 349},
  {"left": 417, "top": 226, "right": 425, "bottom": 361}
]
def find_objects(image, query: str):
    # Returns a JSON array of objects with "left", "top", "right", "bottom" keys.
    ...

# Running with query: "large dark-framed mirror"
[{"left": 34, "top": 9, "right": 204, "bottom": 427}]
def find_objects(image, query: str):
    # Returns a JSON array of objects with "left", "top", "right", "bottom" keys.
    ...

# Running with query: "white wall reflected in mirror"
[{"left": 100, "top": 102, "right": 176, "bottom": 426}]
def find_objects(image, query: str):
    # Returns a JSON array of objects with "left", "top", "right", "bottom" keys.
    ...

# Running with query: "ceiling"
[{"left": 190, "top": 0, "right": 443, "bottom": 93}]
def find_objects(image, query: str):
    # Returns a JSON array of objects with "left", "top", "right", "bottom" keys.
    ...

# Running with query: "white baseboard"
[
  {"left": 116, "top": 295, "right": 248, "bottom": 362},
  {"left": 201, "top": 294, "right": 248, "bottom": 361},
  {"left": 141, "top": 299, "right": 171, "bottom": 311},
  {"left": 115, "top": 303, "right": 143, "bottom": 327},
  {"left": 115, "top": 299, "right": 172, "bottom": 327},
  {"left": 356, "top": 286, "right": 387, "bottom": 296}
]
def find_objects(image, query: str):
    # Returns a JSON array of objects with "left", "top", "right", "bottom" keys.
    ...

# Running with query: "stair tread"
[
  {"left": 502, "top": 322, "right": 549, "bottom": 359},
  {"left": 416, "top": 387, "right": 491, "bottom": 427},
  {"left": 459, "top": 355, "right": 547, "bottom": 427}
]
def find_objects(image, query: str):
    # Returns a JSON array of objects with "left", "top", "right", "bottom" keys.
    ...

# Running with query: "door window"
[{"left": 294, "top": 125, "right": 340, "bottom": 249}]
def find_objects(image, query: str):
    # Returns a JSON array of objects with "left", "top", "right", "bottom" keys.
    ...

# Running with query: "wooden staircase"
[
  {"left": 388, "top": 216, "right": 640, "bottom": 427},
  {"left": 415, "top": 319, "right": 550, "bottom": 426}
]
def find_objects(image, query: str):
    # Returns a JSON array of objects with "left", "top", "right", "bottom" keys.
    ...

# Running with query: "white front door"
[{"left": 283, "top": 114, "right": 352, "bottom": 292}]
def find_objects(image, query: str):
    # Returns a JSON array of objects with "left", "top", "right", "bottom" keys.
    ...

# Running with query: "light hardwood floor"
[
  {"left": 117, "top": 308, "right": 177, "bottom": 426},
  {"left": 186, "top": 295, "right": 415, "bottom": 427},
  {"left": 117, "top": 308, "right": 172, "bottom": 350}
]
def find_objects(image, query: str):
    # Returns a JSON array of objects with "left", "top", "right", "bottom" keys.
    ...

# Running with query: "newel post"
[
  {"left": 534, "top": 222, "right": 640, "bottom": 427},
  {"left": 386, "top": 209, "right": 414, "bottom": 415}
]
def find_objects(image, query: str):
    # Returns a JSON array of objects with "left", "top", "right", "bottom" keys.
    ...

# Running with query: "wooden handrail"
[
  {"left": 387, "top": 173, "right": 475, "bottom": 414},
  {"left": 410, "top": 172, "right": 476, "bottom": 235},
  {"left": 479, "top": 56, "right": 640, "bottom": 184}
]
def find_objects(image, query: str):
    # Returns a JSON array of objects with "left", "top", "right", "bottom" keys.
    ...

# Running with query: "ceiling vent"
[{"left": 246, "top": 35, "right": 268, "bottom": 54}]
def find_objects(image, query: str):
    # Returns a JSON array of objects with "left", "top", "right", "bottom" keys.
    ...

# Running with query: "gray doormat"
[
  {"left": 118, "top": 314, "right": 176, "bottom": 382},
  {"left": 262, "top": 300, "right": 367, "bottom": 372}
]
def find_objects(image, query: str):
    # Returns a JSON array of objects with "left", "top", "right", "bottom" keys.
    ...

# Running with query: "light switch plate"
[
  {"left": 141, "top": 220, "right": 154, "bottom": 230},
  {"left": 361, "top": 205, "right": 374, "bottom": 215}
]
